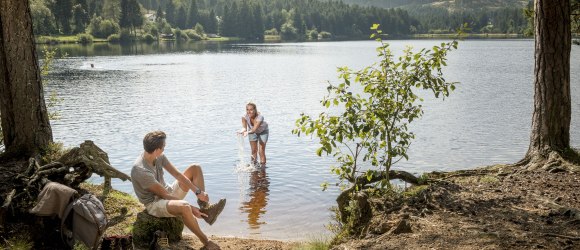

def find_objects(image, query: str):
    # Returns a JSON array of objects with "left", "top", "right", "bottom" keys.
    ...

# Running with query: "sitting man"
[{"left": 131, "top": 130, "right": 226, "bottom": 249}]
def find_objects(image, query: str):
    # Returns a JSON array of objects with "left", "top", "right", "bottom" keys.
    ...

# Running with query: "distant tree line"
[
  {"left": 343, "top": 0, "right": 535, "bottom": 34},
  {"left": 30, "top": 0, "right": 417, "bottom": 41},
  {"left": 31, "top": 0, "right": 558, "bottom": 41},
  {"left": 405, "top": 5, "right": 529, "bottom": 34}
]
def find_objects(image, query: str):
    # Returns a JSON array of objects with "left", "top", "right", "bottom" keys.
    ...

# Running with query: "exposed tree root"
[
  {"left": 513, "top": 148, "right": 580, "bottom": 173},
  {"left": 336, "top": 170, "right": 420, "bottom": 226},
  {"left": 544, "top": 233, "right": 580, "bottom": 240}
]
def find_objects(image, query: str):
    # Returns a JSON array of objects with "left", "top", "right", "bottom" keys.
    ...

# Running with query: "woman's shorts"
[
  {"left": 145, "top": 180, "right": 187, "bottom": 217},
  {"left": 249, "top": 129, "right": 269, "bottom": 143}
]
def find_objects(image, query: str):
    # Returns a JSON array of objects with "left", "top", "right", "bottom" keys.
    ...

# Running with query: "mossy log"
[{"left": 132, "top": 211, "right": 184, "bottom": 248}]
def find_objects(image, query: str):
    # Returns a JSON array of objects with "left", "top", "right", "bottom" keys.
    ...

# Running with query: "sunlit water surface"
[{"left": 42, "top": 40, "right": 580, "bottom": 240}]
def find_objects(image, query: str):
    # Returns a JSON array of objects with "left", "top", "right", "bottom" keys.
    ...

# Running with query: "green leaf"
[{"left": 316, "top": 147, "right": 323, "bottom": 156}]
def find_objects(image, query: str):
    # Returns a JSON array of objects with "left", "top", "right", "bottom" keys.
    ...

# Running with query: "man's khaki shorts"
[{"left": 145, "top": 180, "right": 188, "bottom": 217}]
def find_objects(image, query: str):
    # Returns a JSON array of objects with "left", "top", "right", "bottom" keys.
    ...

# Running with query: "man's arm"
[{"left": 147, "top": 182, "right": 181, "bottom": 200}]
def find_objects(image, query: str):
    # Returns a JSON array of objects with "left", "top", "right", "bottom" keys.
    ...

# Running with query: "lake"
[{"left": 42, "top": 40, "right": 580, "bottom": 240}]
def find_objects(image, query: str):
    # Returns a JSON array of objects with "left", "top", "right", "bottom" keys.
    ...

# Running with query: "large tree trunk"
[
  {"left": 521, "top": 0, "right": 572, "bottom": 170},
  {"left": 0, "top": 0, "right": 53, "bottom": 158}
]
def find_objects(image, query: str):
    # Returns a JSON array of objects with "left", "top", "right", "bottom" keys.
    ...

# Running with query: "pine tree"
[
  {"left": 165, "top": 0, "right": 176, "bottom": 26},
  {"left": 187, "top": 0, "right": 199, "bottom": 29},
  {"left": 252, "top": 3, "right": 264, "bottom": 41},
  {"left": 177, "top": 6, "right": 187, "bottom": 29},
  {"left": 207, "top": 8, "right": 217, "bottom": 33}
]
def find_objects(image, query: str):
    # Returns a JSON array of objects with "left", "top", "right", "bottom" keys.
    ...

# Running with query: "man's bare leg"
[
  {"left": 166, "top": 200, "right": 209, "bottom": 245},
  {"left": 179, "top": 164, "right": 205, "bottom": 191}
]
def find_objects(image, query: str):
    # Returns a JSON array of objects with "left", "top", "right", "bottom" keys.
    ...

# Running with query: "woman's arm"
[
  {"left": 241, "top": 117, "right": 247, "bottom": 131},
  {"left": 250, "top": 118, "right": 262, "bottom": 134},
  {"left": 248, "top": 115, "right": 263, "bottom": 134}
]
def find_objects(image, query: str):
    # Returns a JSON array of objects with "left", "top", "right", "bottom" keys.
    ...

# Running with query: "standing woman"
[{"left": 239, "top": 102, "right": 269, "bottom": 166}]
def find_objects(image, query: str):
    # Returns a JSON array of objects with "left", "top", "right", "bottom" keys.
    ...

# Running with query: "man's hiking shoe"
[
  {"left": 199, "top": 198, "right": 226, "bottom": 225},
  {"left": 149, "top": 230, "right": 169, "bottom": 250}
]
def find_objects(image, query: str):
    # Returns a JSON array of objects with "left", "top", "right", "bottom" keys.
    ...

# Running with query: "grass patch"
[
  {"left": 36, "top": 35, "right": 107, "bottom": 44},
  {"left": 0, "top": 234, "right": 33, "bottom": 250},
  {"left": 294, "top": 235, "right": 330, "bottom": 250},
  {"left": 207, "top": 36, "right": 241, "bottom": 42},
  {"left": 402, "top": 185, "right": 429, "bottom": 198},
  {"left": 264, "top": 35, "right": 281, "bottom": 41},
  {"left": 80, "top": 183, "right": 144, "bottom": 236},
  {"left": 41, "top": 141, "right": 68, "bottom": 164}
]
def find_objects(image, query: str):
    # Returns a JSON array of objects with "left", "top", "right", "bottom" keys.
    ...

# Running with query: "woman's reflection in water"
[{"left": 241, "top": 167, "right": 270, "bottom": 229}]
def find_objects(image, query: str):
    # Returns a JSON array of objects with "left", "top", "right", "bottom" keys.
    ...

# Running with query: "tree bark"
[
  {"left": 522, "top": 0, "right": 571, "bottom": 168},
  {"left": 0, "top": 0, "right": 53, "bottom": 158}
]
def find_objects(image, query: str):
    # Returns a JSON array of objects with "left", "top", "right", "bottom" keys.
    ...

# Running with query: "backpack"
[{"left": 61, "top": 193, "right": 108, "bottom": 250}]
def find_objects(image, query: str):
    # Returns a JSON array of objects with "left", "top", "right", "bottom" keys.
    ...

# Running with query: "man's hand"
[
  {"left": 191, "top": 206, "right": 207, "bottom": 219},
  {"left": 197, "top": 191, "right": 209, "bottom": 202}
]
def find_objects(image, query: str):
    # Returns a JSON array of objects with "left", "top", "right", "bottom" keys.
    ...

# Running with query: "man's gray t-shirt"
[{"left": 131, "top": 153, "right": 170, "bottom": 205}]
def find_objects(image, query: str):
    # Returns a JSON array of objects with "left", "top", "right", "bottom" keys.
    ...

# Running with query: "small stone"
[{"left": 389, "top": 219, "right": 412, "bottom": 234}]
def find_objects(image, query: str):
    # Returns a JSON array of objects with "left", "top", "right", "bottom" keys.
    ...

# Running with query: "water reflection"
[
  {"left": 38, "top": 40, "right": 229, "bottom": 58},
  {"left": 240, "top": 167, "right": 270, "bottom": 230}
]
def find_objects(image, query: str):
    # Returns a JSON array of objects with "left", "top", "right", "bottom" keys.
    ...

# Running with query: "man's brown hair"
[{"left": 143, "top": 131, "right": 166, "bottom": 153}]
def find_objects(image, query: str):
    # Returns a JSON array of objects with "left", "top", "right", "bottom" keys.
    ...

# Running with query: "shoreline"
[{"left": 36, "top": 32, "right": 580, "bottom": 45}]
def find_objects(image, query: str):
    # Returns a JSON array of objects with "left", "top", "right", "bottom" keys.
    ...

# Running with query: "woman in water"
[{"left": 239, "top": 102, "right": 269, "bottom": 166}]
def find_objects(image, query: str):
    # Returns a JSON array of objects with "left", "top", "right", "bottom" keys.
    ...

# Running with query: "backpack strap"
[{"left": 60, "top": 200, "right": 76, "bottom": 248}]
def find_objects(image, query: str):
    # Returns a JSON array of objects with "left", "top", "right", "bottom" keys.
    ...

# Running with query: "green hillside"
[{"left": 340, "top": 0, "right": 529, "bottom": 11}]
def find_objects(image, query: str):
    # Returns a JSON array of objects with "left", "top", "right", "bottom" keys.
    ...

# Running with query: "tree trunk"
[
  {"left": 521, "top": 0, "right": 572, "bottom": 170},
  {"left": 0, "top": 0, "right": 53, "bottom": 158}
]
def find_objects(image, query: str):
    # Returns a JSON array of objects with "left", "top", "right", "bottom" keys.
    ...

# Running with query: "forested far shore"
[{"left": 29, "top": 0, "right": 575, "bottom": 44}]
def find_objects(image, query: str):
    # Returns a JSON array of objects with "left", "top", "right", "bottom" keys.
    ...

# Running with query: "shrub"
[
  {"left": 174, "top": 28, "right": 185, "bottom": 40},
  {"left": 194, "top": 23, "right": 205, "bottom": 36},
  {"left": 107, "top": 34, "right": 120, "bottom": 43},
  {"left": 319, "top": 31, "right": 332, "bottom": 39},
  {"left": 280, "top": 22, "right": 298, "bottom": 41},
  {"left": 77, "top": 34, "right": 93, "bottom": 44},
  {"left": 88, "top": 16, "right": 120, "bottom": 38},
  {"left": 142, "top": 34, "right": 155, "bottom": 43},
  {"left": 309, "top": 29, "right": 319, "bottom": 40},
  {"left": 119, "top": 30, "right": 132, "bottom": 43},
  {"left": 264, "top": 28, "right": 279, "bottom": 36},
  {"left": 149, "top": 25, "right": 159, "bottom": 38},
  {"left": 185, "top": 30, "right": 203, "bottom": 41}
]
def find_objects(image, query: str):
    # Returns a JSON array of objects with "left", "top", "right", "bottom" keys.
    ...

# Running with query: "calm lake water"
[{"left": 42, "top": 40, "right": 580, "bottom": 240}]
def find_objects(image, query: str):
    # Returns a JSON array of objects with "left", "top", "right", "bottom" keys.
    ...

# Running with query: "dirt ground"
[
  {"left": 332, "top": 164, "right": 580, "bottom": 250},
  {"left": 166, "top": 234, "right": 300, "bottom": 250}
]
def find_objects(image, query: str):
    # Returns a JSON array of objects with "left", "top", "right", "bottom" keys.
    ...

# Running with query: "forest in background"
[{"left": 29, "top": 0, "right": 574, "bottom": 43}]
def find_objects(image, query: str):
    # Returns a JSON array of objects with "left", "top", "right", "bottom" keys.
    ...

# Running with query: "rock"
[
  {"left": 132, "top": 211, "right": 184, "bottom": 248},
  {"left": 389, "top": 218, "right": 412, "bottom": 234}
]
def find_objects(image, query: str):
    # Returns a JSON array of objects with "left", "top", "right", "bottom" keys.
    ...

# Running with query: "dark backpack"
[{"left": 61, "top": 193, "right": 108, "bottom": 250}]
